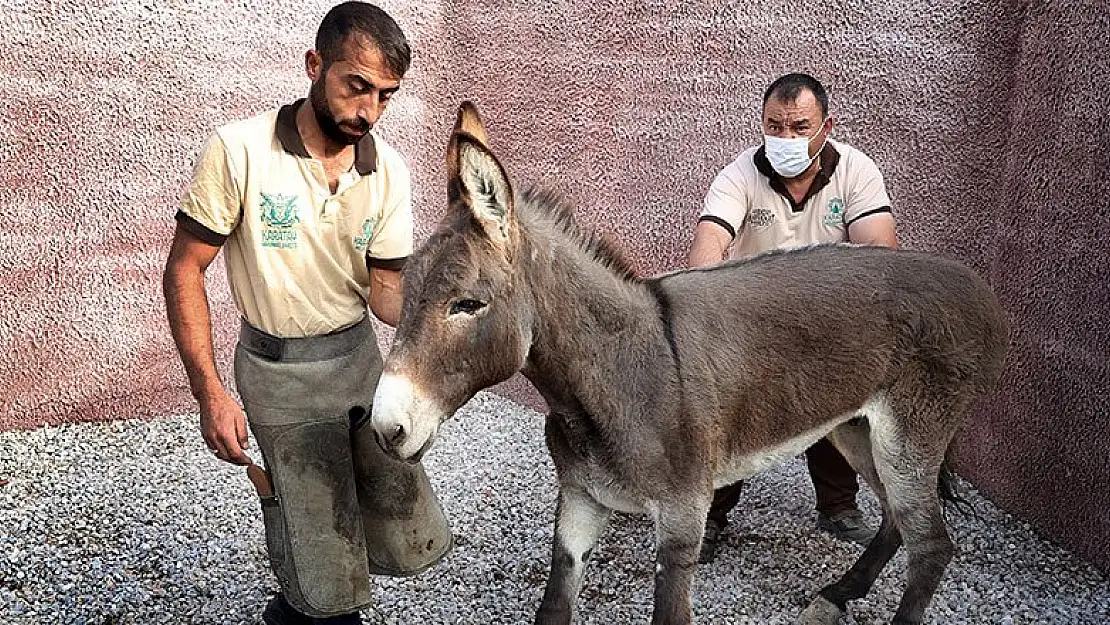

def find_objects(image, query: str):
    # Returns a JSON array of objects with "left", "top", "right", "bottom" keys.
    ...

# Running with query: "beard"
[{"left": 309, "top": 79, "right": 370, "bottom": 146}]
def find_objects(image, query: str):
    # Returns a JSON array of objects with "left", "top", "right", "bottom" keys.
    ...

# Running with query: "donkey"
[{"left": 370, "top": 102, "right": 1009, "bottom": 625}]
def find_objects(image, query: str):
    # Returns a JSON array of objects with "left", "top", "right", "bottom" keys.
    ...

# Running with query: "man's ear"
[{"left": 305, "top": 49, "right": 323, "bottom": 81}]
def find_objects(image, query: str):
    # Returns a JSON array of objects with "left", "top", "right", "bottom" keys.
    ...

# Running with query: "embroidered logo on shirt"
[
  {"left": 353, "top": 217, "right": 376, "bottom": 250},
  {"left": 260, "top": 193, "right": 300, "bottom": 249},
  {"left": 748, "top": 207, "right": 776, "bottom": 231},
  {"left": 824, "top": 197, "right": 845, "bottom": 226}
]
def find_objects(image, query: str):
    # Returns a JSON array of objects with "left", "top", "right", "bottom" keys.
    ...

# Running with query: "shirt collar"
[{"left": 275, "top": 99, "right": 378, "bottom": 176}]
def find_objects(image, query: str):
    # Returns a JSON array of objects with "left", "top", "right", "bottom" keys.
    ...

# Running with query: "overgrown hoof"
[{"left": 796, "top": 596, "right": 845, "bottom": 625}]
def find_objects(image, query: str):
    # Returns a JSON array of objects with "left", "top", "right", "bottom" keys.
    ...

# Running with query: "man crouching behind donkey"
[
  {"left": 162, "top": 3, "right": 452, "bottom": 623},
  {"left": 690, "top": 73, "right": 898, "bottom": 562}
]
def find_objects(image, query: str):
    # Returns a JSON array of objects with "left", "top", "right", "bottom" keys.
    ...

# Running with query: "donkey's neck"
[{"left": 515, "top": 208, "right": 676, "bottom": 421}]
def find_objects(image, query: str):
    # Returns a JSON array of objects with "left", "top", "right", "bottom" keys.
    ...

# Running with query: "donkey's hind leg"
[
  {"left": 871, "top": 413, "right": 956, "bottom": 625},
  {"left": 799, "top": 419, "right": 904, "bottom": 625},
  {"left": 535, "top": 486, "right": 612, "bottom": 625}
]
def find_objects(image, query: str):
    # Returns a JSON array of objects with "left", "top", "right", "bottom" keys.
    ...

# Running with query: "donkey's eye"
[{"left": 449, "top": 298, "right": 487, "bottom": 316}]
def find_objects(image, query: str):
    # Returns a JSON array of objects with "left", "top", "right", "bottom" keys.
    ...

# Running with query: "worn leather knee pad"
[
  {"left": 251, "top": 416, "right": 373, "bottom": 618},
  {"left": 251, "top": 415, "right": 453, "bottom": 617},
  {"left": 350, "top": 419, "right": 453, "bottom": 576}
]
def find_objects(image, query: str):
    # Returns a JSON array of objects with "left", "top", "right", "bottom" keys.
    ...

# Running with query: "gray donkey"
[{"left": 370, "top": 102, "right": 1009, "bottom": 625}]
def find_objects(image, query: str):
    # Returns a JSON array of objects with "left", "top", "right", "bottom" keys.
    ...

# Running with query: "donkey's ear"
[
  {"left": 450, "top": 136, "right": 514, "bottom": 244},
  {"left": 452, "top": 101, "right": 489, "bottom": 147}
]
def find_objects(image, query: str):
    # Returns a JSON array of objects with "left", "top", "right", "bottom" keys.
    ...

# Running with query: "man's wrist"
[{"left": 190, "top": 378, "right": 227, "bottom": 405}]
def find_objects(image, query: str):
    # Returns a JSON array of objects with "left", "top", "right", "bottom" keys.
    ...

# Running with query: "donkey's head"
[{"left": 371, "top": 102, "right": 534, "bottom": 461}]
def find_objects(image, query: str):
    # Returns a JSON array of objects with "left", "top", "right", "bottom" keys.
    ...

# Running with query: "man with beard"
[
  {"left": 162, "top": 3, "right": 452, "bottom": 623},
  {"left": 688, "top": 73, "right": 898, "bottom": 563}
]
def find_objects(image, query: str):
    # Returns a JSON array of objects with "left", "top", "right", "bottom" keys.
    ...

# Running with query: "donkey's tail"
[{"left": 938, "top": 450, "right": 979, "bottom": 521}]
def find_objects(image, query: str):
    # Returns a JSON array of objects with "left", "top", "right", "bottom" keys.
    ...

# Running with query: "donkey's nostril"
[{"left": 388, "top": 423, "right": 406, "bottom": 446}]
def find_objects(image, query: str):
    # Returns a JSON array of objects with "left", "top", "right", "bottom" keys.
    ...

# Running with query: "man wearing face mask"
[
  {"left": 162, "top": 3, "right": 453, "bottom": 623},
  {"left": 688, "top": 72, "right": 898, "bottom": 563}
]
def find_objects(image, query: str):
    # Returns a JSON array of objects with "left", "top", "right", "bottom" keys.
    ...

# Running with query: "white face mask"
[{"left": 763, "top": 120, "right": 828, "bottom": 178}]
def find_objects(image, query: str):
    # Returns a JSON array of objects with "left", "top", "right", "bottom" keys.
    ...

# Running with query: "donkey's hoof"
[
  {"left": 796, "top": 596, "right": 845, "bottom": 625},
  {"left": 534, "top": 608, "right": 572, "bottom": 625}
]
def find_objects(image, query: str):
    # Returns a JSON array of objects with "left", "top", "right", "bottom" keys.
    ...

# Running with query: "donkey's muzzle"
[
  {"left": 374, "top": 422, "right": 407, "bottom": 455},
  {"left": 384, "top": 422, "right": 406, "bottom": 447},
  {"left": 371, "top": 371, "right": 442, "bottom": 461},
  {"left": 373, "top": 424, "right": 432, "bottom": 464}
]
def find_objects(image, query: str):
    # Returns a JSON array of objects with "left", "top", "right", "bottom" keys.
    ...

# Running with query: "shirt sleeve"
[
  {"left": 367, "top": 162, "right": 414, "bottom": 270},
  {"left": 178, "top": 133, "right": 242, "bottom": 243},
  {"left": 699, "top": 162, "right": 748, "bottom": 239},
  {"left": 843, "top": 151, "right": 893, "bottom": 227}
]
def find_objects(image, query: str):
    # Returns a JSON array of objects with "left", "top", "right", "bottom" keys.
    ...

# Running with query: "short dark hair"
[
  {"left": 762, "top": 73, "right": 829, "bottom": 118},
  {"left": 315, "top": 2, "right": 411, "bottom": 77}
]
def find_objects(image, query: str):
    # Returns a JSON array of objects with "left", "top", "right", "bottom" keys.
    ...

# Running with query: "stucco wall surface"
[
  {"left": 958, "top": 1, "right": 1110, "bottom": 575},
  {"left": 0, "top": 0, "right": 1107, "bottom": 571}
]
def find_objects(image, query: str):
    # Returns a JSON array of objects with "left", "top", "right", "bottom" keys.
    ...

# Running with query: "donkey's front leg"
[
  {"left": 535, "top": 486, "right": 612, "bottom": 625},
  {"left": 651, "top": 501, "right": 710, "bottom": 625}
]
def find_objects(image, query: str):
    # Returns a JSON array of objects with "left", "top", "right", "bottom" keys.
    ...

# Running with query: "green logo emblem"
[
  {"left": 259, "top": 193, "right": 300, "bottom": 249},
  {"left": 353, "top": 217, "right": 376, "bottom": 250},
  {"left": 824, "top": 197, "right": 845, "bottom": 226}
]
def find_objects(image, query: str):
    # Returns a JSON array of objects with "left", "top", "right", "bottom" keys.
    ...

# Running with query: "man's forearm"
[
  {"left": 369, "top": 268, "right": 403, "bottom": 327},
  {"left": 687, "top": 237, "right": 726, "bottom": 268},
  {"left": 163, "top": 263, "right": 224, "bottom": 402},
  {"left": 687, "top": 221, "right": 733, "bottom": 268}
]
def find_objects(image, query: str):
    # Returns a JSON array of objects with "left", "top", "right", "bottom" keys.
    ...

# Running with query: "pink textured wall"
[
  {"left": 958, "top": 2, "right": 1110, "bottom": 575},
  {"left": 1, "top": 1, "right": 1107, "bottom": 570}
]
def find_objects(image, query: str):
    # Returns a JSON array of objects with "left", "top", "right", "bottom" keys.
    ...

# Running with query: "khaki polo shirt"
[
  {"left": 177, "top": 100, "right": 413, "bottom": 338},
  {"left": 700, "top": 139, "right": 893, "bottom": 260}
]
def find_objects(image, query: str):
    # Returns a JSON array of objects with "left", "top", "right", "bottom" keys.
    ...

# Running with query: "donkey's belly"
[{"left": 714, "top": 409, "right": 868, "bottom": 487}]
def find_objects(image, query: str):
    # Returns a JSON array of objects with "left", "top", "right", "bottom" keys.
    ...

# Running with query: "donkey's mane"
[{"left": 516, "top": 185, "right": 639, "bottom": 283}]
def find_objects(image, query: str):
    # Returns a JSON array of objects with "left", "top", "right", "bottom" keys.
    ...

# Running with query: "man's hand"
[{"left": 198, "top": 388, "right": 252, "bottom": 465}]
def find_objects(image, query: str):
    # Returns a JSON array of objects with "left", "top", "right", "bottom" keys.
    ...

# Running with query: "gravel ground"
[{"left": 1, "top": 391, "right": 1107, "bottom": 625}]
